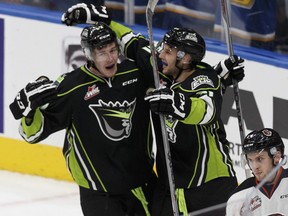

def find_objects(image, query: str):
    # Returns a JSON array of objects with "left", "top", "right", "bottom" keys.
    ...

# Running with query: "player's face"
[
  {"left": 92, "top": 42, "right": 119, "bottom": 78},
  {"left": 246, "top": 150, "right": 274, "bottom": 182},
  {"left": 159, "top": 44, "right": 180, "bottom": 78}
]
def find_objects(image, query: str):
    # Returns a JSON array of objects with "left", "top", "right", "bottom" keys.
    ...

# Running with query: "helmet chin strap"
[
  {"left": 91, "top": 61, "right": 98, "bottom": 71},
  {"left": 84, "top": 48, "right": 105, "bottom": 77}
]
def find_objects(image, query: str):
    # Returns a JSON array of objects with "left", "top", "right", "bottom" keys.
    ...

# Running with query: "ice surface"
[{"left": 0, "top": 170, "right": 82, "bottom": 216}]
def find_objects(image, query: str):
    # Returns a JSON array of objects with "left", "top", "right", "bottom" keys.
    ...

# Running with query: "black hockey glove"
[
  {"left": 61, "top": 3, "right": 111, "bottom": 26},
  {"left": 214, "top": 55, "right": 245, "bottom": 87},
  {"left": 144, "top": 88, "right": 191, "bottom": 120},
  {"left": 9, "top": 76, "right": 57, "bottom": 120}
]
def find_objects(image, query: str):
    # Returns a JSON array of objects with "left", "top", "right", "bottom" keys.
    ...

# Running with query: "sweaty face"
[
  {"left": 91, "top": 42, "right": 119, "bottom": 78},
  {"left": 159, "top": 44, "right": 180, "bottom": 78},
  {"left": 246, "top": 150, "right": 274, "bottom": 182}
]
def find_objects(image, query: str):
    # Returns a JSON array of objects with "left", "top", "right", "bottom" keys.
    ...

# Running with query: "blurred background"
[{"left": 0, "top": 0, "right": 287, "bottom": 54}]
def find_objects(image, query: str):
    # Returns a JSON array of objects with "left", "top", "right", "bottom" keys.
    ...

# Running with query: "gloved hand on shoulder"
[
  {"left": 144, "top": 87, "right": 191, "bottom": 120},
  {"left": 61, "top": 3, "right": 111, "bottom": 26},
  {"left": 214, "top": 55, "right": 245, "bottom": 87},
  {"left": 9, "top": 76, "right": 58, "bottom": 120}
]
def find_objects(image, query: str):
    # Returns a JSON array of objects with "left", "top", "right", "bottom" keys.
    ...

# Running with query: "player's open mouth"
[
  {"left": 162, "top": 61, "right": 168, "bottom": 67},
  {"left": 106, "top": 64, "right": 115, "bottom": 69}
]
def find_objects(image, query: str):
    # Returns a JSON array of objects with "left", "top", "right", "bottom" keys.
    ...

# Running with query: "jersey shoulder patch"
[
  {"left": 191, "top": 74, "right": 215, "bottom": 90},
  {"left": 54, "top": 67, "right": 90, "bottom": 94}
]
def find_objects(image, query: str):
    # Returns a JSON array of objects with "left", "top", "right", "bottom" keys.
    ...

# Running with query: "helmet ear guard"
[
  {"left": 83, "top": 47, "right": 93, "bottom": 61},
  {"left": 270, "top": 147, "right": 278, "bottom": 155},
  {"left": 176, "top": 51, "right": 185, "bottom": 60}
]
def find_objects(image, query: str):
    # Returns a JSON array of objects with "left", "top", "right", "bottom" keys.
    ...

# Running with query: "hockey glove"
[
  {"left": 61, "top": 3, "right": 111, "bottom": 26},
  {"left": 144, "top": 88, "right": 191, "bottom": 120},
  {"left": 214, "top": 55, "right": 245, "bottom": 87},
  {"left": 9, "top": 76, "right": 57, "bottom": 120}
]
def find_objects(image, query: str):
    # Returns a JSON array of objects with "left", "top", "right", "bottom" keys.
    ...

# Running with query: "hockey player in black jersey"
[
  {"left": 145, "top": 27, "right": 239, "bottom": 216},
  {"left": 226, "top": 128, "right": 288, "bottom": 215},
  {"left": 9, "top": 22, "right": 160, "bottom": 216},
  {"left": 60, "top": 3, "right": 245, "bottom": 216}
]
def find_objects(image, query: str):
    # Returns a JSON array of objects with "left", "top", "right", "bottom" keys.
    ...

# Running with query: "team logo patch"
[
  {"left": 185, "top": 32, "right": 198, "bottom": 43},
  {"left": 249, "top": 195, "right": 261, "bottom": 211},
  {"left": 262, "top": 129, "right": 272, "bottom": 137},
  {"left": 240, "top": 195, "right": 262, "bottom": 215},
  {"left": 89, "top": 99, "right": 136, "bottom": 141},
  {"left": 191, "top": 75, "right": 214, "bottom": 90},
  {"left": 84, "top": 84, "right": 100, "bottom": 100}
]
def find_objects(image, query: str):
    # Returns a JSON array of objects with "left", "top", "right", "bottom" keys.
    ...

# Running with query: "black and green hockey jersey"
[
  {"left": 19, "top": 59, "right": 156, "bottom": 193},
  {"left": 162, "top": 63, "right": 236, "bottom": 188},
  {"left": 110, "top": 21, "right": 236, "bottom": 189}
]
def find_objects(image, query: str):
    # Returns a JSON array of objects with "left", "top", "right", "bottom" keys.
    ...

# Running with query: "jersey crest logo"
[
  {"left": 89, "top": 99, "right": 136, "bottom": 141},
  {"left": 84, "top": 84, "right": 100, "bottom": 100},
  {"left": 191, "top": 75, "right": 214, "bottom": 90},
  {"left": 249, "top": 195, "right": 261, "bottom": 211},
  {"left": 240, "top": 195, "right": 261, "bottom": 215}
]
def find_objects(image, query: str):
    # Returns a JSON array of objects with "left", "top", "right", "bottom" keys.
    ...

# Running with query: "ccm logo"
[
  {"left": 123, "top": 78, "right": 138, "bottom": 86},
  {"left": 280, "top": 194, "right": 288, "bottom": 199}
]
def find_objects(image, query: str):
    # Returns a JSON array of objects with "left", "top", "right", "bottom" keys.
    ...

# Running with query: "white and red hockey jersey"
[{"left": 226, "top": 167, "right": 288, "bottom": 216}]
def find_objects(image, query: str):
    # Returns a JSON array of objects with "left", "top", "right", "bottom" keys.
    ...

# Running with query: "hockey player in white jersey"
[{"left": 226, "top": 128, "right": 288, "bottom": 216}]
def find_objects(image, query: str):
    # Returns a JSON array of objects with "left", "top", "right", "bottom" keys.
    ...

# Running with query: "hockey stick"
[
  {"left": 220, "top": 0, "right": 251, "bottom": 178},
  {"left": 146, "top": 1, "right": 179, "bottom": 216}
]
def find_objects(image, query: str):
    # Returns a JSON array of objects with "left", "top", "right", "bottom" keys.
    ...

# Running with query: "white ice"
[{"left": 0, "top": 170, "right": 82, "bottom": 216}]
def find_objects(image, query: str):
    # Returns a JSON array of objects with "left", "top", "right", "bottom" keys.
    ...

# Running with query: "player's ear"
[
  {"left": 181, "top": 53, "right": 192, "bottom": 64},
  {"left": 273, "top": 151, "right": 281, "bottom": 165}
]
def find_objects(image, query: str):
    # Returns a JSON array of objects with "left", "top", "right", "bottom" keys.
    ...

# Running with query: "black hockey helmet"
[
  {"left": 242, "top": 128, "right": 285, "bottom": 157},
  {"left": 162, "top": 27, "right": 206, "bottom": 62},
  {"left": 80, "top": 22, "right": 117, "bottom": 60}
]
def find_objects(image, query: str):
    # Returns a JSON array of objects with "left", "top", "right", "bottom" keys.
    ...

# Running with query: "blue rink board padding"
[
  {"left": 0, "top": 18, "right": 3, "bottom": 133},
  {"left": 0, "top": 2, "right": 287, "bottom": 70}
]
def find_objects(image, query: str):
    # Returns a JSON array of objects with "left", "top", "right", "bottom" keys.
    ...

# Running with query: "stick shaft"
[
  {"left": 146, "top": 1, "right": 179, "bottom": 215},
  {"left": 220, "top": 0, "right": 250, "bottom": 178}
]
